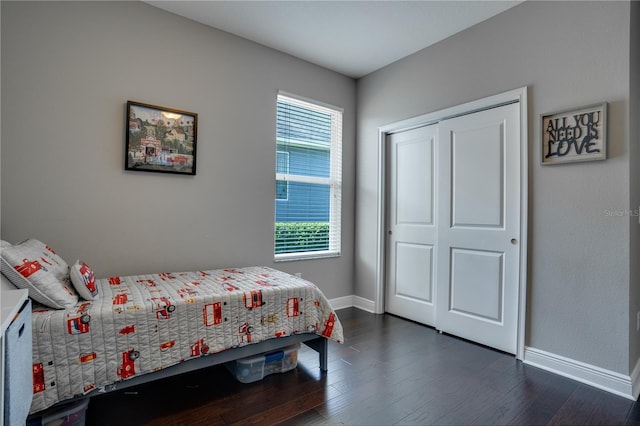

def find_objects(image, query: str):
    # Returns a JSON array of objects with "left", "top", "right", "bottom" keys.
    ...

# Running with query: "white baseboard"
[
  {"left": 328, "top": 295, "right": 355, "bottom": 311},
  {"left": 631, "top": 356, "right": 640, "bottom": 400},
  {"left": 329, "top": 295, "right": 375, "bottom": 313},
  {"left": 524, "top": 346, "right": 636, "bottom": 401},
  {"left": 353, "top": 295, "right": 376, "bottom": 313}
]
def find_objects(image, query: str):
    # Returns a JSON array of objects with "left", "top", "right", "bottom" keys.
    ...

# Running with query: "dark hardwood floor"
[{"left": 86, "top": 308, "right": 640, "bottom": 425}]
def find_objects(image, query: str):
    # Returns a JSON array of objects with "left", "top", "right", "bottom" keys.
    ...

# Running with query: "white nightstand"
[{"left": 1, "top": 287, "right": 31, "bottom": 426}]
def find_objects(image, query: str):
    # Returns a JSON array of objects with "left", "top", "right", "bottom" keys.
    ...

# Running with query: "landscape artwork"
[{"left": 126, "top": 101, "right": 198, "bottom": 175}]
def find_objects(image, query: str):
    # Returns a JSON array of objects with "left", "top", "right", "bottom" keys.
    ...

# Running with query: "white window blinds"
[{"left": 275, "top": 93, "right": 343, "bottom": 260}]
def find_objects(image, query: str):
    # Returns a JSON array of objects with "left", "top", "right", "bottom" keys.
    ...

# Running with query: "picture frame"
[
  {"left": 541, "top": 102, "right": 607, "bottom": 165},
  {"left": 125, "top": 101, "right": 198, "bottom": 175}
]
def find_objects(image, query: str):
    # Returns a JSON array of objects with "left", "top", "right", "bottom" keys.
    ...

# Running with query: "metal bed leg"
[{"left": 305, "top": 337, "right": 328, "bottom": 371}]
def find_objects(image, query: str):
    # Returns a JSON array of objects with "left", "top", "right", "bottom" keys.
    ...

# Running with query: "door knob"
[{"left": 511, "top": 238, "right": 518, "bottom": 245}]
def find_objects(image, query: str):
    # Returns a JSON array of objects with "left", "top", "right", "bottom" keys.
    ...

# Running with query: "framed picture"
[
  {"left": 125, "top": 101, "right": 198, "bottom": 175},
  {"left": 541, "top": 102, "right": 607, "bottom": 165}
]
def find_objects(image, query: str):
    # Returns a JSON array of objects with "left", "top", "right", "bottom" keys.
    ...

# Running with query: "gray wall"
[
  {"left": 356, "top": 1, "right": 632, "bottom": 373},
  {"left": 0, "top": 1, "right": 356, "bottom": 300}
]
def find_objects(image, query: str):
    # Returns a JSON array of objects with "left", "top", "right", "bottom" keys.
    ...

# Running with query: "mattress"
[{"left": 30, "top": 266, "right": 343, "bottom": 413}]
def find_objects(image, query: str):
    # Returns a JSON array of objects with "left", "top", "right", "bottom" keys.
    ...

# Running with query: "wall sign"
[{"left": 541, "top": 102, "right": 607, "bottom": 165}]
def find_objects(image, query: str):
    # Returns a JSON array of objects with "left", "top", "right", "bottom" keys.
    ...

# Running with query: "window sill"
[{"left": 274, "top": 251, "right": 341, "bottom": 262}]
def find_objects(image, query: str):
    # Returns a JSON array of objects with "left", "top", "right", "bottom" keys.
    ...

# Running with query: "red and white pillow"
[
  {"left": 70, "top": 260, "right": 98, "bottom": 300},
  {"left": 0, "top": 239, "right": 78, "bottom": 309}
]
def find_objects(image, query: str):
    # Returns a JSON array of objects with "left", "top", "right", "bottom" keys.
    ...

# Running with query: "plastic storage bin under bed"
[
  {"left": 26, "top": 397, "right": 89, "bottom": 426},
  {"left": 226, "top": 343, "right": 299, "bottom": 383}
]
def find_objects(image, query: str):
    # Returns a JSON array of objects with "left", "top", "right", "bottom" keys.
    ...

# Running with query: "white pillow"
[
  {"left": 0, "top": 239, "right": 77, "bottom": 309},
  {"left": 0, "top": 241, "right": 12, "bottom": 290},
  {"left": 70, "top": 260, "right": 98, "bottom": 300}
]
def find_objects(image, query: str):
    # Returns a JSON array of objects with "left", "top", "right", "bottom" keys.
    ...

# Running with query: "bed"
[{"left": 0, "top": 239, "right": 343, "bottom": 415}]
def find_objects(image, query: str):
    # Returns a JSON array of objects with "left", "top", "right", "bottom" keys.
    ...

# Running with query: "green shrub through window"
[{"left": 275, "top": 222, "right": 329, "bottom": 254}]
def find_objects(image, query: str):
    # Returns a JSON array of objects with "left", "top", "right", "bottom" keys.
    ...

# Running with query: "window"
[{"left": 275, "top": 92, "right": 343, "bottom": 260}]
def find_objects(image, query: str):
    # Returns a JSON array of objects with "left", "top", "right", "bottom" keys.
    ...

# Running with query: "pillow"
[
  {"left": 0, "top": 242, "right": 12, "bottom": 288},
  {"left": 0, "top": 239, "right": 77, "bottom": 309},
  {"left": 70, "top": 260, "right": 98, "bottom": 300}
]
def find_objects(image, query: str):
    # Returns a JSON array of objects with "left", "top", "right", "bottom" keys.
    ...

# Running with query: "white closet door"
[
  {"left": 385, "top": 124, "right": 437, "bottom": 326},
  {"left": 435, "top": 102, "right": 521, "bottom": 354}
]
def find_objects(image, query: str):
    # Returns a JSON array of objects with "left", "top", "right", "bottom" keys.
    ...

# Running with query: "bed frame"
[
  {"left": 24, "top": 266, "right": 341, "bottom": 415},
  {"left": 85, "top": 333, "right": 328, "bottom": 396}
]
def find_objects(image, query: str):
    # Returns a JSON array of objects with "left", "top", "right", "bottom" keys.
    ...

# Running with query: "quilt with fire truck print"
[{"left": 29, "top": 266, "right": 343, "bottom": 414}]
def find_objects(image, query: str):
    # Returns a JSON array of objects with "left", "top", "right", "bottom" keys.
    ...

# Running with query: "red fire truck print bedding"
[{"left": 29, "top": 266, "right": 343, "bottom": 413}]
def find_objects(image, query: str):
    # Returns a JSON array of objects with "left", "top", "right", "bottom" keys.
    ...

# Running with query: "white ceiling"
[{"left": 145, "top": 1, "right": 523, "bottom": 78}]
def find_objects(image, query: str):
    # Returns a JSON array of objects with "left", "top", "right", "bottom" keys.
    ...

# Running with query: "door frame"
[{"left": 373, "top": 87, "right": 529, "bottom": 360}]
